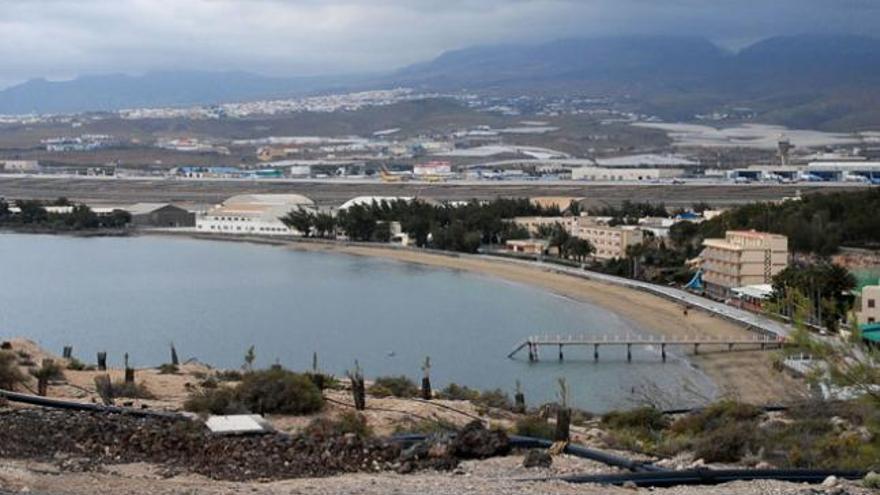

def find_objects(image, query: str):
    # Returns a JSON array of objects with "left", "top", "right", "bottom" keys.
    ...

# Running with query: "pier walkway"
[{"left": 508, "top": 334, "right": 786, "bottom": 362}]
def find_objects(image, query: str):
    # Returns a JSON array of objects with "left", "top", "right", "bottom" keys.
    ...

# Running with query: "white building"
[
  {"left": 571, "top": 167, "right": 685, "bottom": 181},
  {"left": 573, "top": 218, "right": 644, "bottom": 260},
  {"left": 338, "top": 196, "right": 415, "bottom": 210},
  {"left": 196, "top": 194, "right": 315, "bottom": 236},
  {"left": 1, "top": 160, "right": 40, "bottom": 173}
]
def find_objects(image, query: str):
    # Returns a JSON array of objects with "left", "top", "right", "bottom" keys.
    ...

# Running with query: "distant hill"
[
  {"left": 3, "top": 35, "right": 880, "bottom": 130},
  {"left": 390, "top": 34, "right": 880, "bottom": 130},
  {"left": 0, "top": 70, "right": 350, "bottom": 115}
]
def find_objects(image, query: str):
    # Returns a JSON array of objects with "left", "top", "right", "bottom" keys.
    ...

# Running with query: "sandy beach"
[{"left": 279, "top": 241, "right": 806, "bottom": 405}]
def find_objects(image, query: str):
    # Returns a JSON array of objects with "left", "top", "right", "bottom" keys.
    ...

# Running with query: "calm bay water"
[{"left": 0, "top": 233, "right": 714, "bottom": 411}]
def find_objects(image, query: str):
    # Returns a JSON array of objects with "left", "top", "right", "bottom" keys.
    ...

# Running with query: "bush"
[
  {"left": 110, "top": 380, "right": 155, "bottom": 399},
  {"left": 475, "top": 388, "right": 513, "bottom": 410},
  {"left": 670, "top": 401, "right": 761, "bottom": 435},
  {"left": 514, "top": 416, "right": 556, "bottom": 440},
  {"left": 157, "top": 363, "right": 179, "bottom": 374},
  {"left": 0, "top": 351, "right": 25, "bottom": 390},
  {"left": 200, "top": 377, "right": 219, "bottom": 389},
  {"left": 215, "top": 370, "right": 243, "bottom": 382},
  {"left": 29, "top": 361, "right": 65, "bottom": 382},
  {"left": 236, "top": 368, "right": 323, "bottom": 415},
  {"left": 692, "top": 422, "right": 759, "bottom": 463},
  {"left": 184, "top": 386, "right": 247, "bottom": 415},
  {"left": 66, "top": 358, "right": 95, "bottom": 371},
  {"left": 369, "top": 375, "right": 419, "bottom": 398},
  {"left": 440, "top": 383, "right": 480, "bottom": 401},
  {"left": 392, "top": 417, "right": 458, "bottom": 435},
  {"left": 306, "top": 411, "right": 372, "bottom": 439},
  {"left": 602, "top": 406, "right": 668, "bottom": 433}
]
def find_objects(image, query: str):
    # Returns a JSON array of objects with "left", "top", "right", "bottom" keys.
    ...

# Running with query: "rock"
[
  {"left": 399, "top": 442, "right": 430, "bottom": 463},
  {"left": 822, "top": 475, "right": 838, "bottom": 488},
  {"left": 829, "top": 416, "right": 850, "bottom": 432},
  {"left": 584, "top": 428, "right": 612, "bottom": 444},
  {"left": 452, "top": 420, "right": 510, "bottom": 459},
  {"left": 622, "top": 480, "right": 638, "bottom": 490},
  {"left": 855, "top": 426, "right": 874, "bottom": 442},
  {"left": 755, "top": 461, "right": 773, "bottom": 470},
  {"left": 427, "top": 442, "right": 452, "bottom": 459},
  {"left": 522, "top": 450, "right": 552, "bottom": 469},
  {"left": 688, "top": 458, "right": 705, "bottom": 469},
  {"left": 863, "top": 471, "right": 880, "bottom": 489}
]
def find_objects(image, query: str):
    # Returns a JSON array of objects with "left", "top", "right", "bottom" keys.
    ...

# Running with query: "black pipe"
[
  {"left": 662, "top": 404, "right": 789, "bottom": 415},
  {"left": 509, "top": 435, "right": 667, "bottom": 473},
  {"left": 0, "top": 389, "right": 182, "bottom": 419},
  {"left": 534, "top": 468, "right": 866, "bottom": 487},
  {"left": 391, "top": 434, "right": 665, "bottom": 473}
]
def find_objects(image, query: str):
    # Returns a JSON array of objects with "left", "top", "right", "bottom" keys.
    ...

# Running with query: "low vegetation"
[
  {"left": 599, "top": 400, "right": 880, "bottom": 470},
  {"left": 513, "top": 416, "right": 556, "bottom": 440},
  {"left": 0, "top": 198, "right": 130, "bottom": 232},
  {"left": 109, "top": 380, "right": 156, "bottom": 399},
  {"left": 369, "top": 375, "right": 419, "bottom": 398},
  {"left": 306, "top": 411, "right": 372, "bottom": 440},
  {"left": 66, "top": 358, "right": 95, "bottom": 371},
  {"left": 185, "top": 367, "right": 324, "bottom": 415},
  {"left": 29, "top": 360, "right": 65, "bottom": 382},
  {"left": 439, "top": 383, "right": 513, "bottom": 410},
  {"left": 0, "top": 350, "right": 25, "bottom": 390}
]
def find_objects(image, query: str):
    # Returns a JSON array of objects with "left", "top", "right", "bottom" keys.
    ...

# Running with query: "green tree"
[
  {"left": 547, "top": 223, "right": 571, "bottom": 257},
  {"left": 313, "top": 212, "right": 336, "bottom": 238},
  {"left": 373, "top": 222, "right": 392, "bottom": 242},
  {"left": 66, "top": 204, "right": 99, "bottom": 229},
  {"left": 16, "top": 200, "right": 48, "bottom": 224},
  {"left": 279, "top": 207, "right": 314, "bottom": 236}
]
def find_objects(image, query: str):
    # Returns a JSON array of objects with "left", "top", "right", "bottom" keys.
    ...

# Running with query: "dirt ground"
[{"left": 0, "top": 457, "right": 870, "bottom": 495}]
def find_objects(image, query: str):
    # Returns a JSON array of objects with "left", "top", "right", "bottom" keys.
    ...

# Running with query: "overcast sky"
[{"left": 0, "top": 0, "right": 876, "bottom": 88}]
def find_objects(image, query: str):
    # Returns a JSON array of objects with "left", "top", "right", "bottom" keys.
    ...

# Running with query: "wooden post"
[
  {"left": 558, "top": 344, "right": 564, "bottom": 361},
  {"left": 353, "top": 376, "right": 366, "bottom": 411},
  {"left": 96, "top": 352, "right": 107, "bottom": 371},
  {"left": 421, "top": 376, "right": 432, "bottom": 400},
  {"left": 514, "top": 392, "right": 526, "bottom": 414},
  {"left": 62, "top": 346, "right": 73, "bottom": 359},
  {"left": 170, "top": 344, "right": 179, "bottom": 366},
  {"left": 694, "top": 343, "right": 700, "bottom": 355},
  {"left": 661, "top": 343, "right": 667, "bottom": 362},
  {"left": 124, "top": 353, "right": 134, "bottom": 383},
  {"left": 94, "top": 375, "right": 113, "bottom": 405},
  {"left": 348, "top": 362, "right": 366, "bottom": 411},
  {"left": 728, "top": 343, "right": 734, "bottom": 352},
  {"left": 420, "top": 356, "right": 432, "bottom": 400},
  {"left": 37, "top": 375, "right": 48, "bottom": 396},
  {"left": 555, "top": 407, "right": 571, "bottom": 442},
  {"left": 626, "top": 343, "right": 632, "bottom": 363},
  {"left": 593, "top": 344, "right": 599, "bottom": 361}
]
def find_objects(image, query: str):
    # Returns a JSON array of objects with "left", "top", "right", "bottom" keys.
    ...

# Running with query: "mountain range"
[{"left": 3, "top": 34, "right": 880, "bottom": 130}]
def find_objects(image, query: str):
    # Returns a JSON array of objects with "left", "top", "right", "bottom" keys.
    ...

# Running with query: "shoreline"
[{"left": 144, "top": 231, "right": 806, "bottom": 404}]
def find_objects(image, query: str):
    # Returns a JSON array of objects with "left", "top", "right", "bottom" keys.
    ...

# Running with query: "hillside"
[
  {"left": 391, "top": 34, "right": 880, "bottom": 129},
  {"left": 0, "top": 71, "right": 348, "bottom": 115},
  {"left": 3, "top": 35, "right": 880, "bottom": 130}
]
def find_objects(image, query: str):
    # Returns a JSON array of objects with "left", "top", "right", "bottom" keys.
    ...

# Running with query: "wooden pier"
[{"left": 508, "top": 334, "right": 786, "bottom": 362}]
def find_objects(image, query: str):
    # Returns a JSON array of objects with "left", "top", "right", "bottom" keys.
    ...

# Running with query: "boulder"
[
  {"left": 522, "top": 450, "right": 552, "bottom": 468},
  {"left": 453, "top": 420, "right": 510, "bottom": 459}
]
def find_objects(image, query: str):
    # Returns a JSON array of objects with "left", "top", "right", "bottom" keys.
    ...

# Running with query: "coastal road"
[{"left": 0, "top": 175, "right": 869, "bottom": 207}]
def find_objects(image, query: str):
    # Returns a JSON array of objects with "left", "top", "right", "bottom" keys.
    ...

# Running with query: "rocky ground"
[{"left": 2, "top": 339, "right": 877, "bottom": 494}]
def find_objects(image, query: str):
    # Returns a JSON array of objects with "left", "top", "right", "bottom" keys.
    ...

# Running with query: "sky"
[{"left": 0, "top": 0, "right": 877, "bottom": 89}]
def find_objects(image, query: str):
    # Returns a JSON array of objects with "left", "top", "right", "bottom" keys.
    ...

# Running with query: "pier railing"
[{"left": 508, "top": 334, "right": 786, "bottom": 362}]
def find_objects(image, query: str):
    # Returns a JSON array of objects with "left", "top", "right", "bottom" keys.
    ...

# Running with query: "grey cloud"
[{"left": 0, "top": 0, "right": 877, "bottom": 88}]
